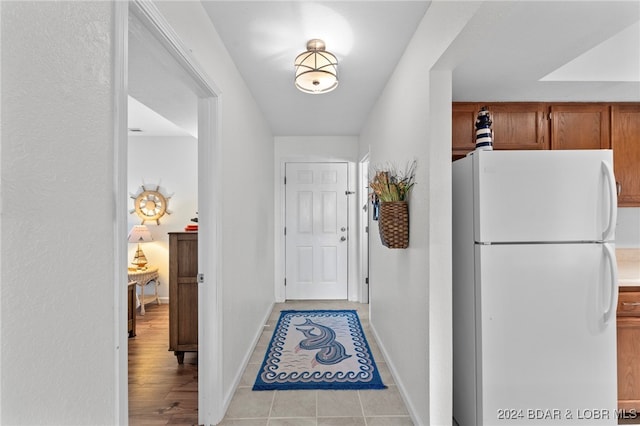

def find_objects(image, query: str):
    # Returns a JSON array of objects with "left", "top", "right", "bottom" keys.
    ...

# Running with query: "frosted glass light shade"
[{"left": 294, "top": 39, "right": 338, "bottom": 94}]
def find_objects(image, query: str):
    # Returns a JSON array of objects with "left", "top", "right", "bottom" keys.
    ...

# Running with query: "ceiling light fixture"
[{"left": 294, "top": 39, "right": 338, "bottom": 94}]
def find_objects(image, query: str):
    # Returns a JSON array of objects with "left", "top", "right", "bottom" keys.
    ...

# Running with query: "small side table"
[{"left": 128, "top": 265, "right": 160, "bottom": 315}]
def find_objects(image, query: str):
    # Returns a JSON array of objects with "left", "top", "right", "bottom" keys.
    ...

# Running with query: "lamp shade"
[
  {"left": 294, "top": 39, "right": 338, "bottom": 94},
  {"left": 128, "top": 225, "right": 153, "bottom": 243}
]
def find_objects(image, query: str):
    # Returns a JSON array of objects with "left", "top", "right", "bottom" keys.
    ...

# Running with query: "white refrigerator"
[{"left": 453, "top": 150, "right": 619, "bottom": 425}]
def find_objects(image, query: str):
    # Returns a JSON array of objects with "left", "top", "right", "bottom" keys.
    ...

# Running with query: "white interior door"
[{"left": 285, "top": 162, "right": 348, "bottom": 300}]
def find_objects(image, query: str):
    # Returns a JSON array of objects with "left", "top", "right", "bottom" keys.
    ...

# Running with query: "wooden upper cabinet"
[
  {"left": 452, "top": 103, "right": 638, "bottom": 205},
  {"left": 612, "top": 105, "right": 640, "bottom": 206},
  {"left": 550, "top": 104, "right": 610, "bottom": 150},
  {"left": 452, "top": 102, "right": 549, "bottom": 160},
  {"left": 452, "top": 102, "right": 478, "bottom": 159},
  {"left": 485, "top": 103, "right": 549, "bottom": 150}
]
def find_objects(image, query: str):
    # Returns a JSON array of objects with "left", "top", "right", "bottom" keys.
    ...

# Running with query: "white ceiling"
[
  {"left": 446, "top": 1, "right": 640, "bottom": 102},
  {"left": 129, "top": 1, "right": 640, "bottom": 138},
  {"left": 128, "top": 95, "right": 194, "bottom": 137},
  {"left": 200, "top": 1, "right": 430, "bottom": 136},
  {"left": 128, "top": 10, "right": 198, "bottom": 138}
]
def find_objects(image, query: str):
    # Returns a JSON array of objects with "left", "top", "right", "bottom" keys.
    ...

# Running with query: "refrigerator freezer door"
[
  {"left": 473, "top": 150, "right": 617, "bottom": 244},
  {"left": 476, "top": 243, "right": 618, "bottom": 425}
]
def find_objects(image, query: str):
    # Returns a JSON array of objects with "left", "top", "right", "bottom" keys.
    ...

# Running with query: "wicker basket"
[{"left": 378, "top": 201, "right": 409, "bottom": 249}]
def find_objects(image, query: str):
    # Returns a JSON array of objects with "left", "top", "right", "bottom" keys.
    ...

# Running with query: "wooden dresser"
[{"left": 168, "top": 232, "right": 198, "bottom": 364}]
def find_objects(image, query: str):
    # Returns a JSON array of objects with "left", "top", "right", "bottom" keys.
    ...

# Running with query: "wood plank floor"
[{"left": 128, "top": 303, "right": 198, "bottom": 425}]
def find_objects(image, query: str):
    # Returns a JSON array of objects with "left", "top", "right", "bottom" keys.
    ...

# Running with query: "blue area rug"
[{"left": 253, "top": 309, "right": 386, "bottom": 391}]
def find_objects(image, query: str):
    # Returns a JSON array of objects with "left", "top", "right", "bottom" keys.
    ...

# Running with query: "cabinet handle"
[
  {"left": 622, "top": 302, "right": 640, "bottom": 307},
  {"left": 616, "top": 182, "right": 622, "bottom": 196}
]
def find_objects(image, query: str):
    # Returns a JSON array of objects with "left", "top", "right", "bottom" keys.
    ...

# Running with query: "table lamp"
[{"left": 128, "top": 225, "right": 153, "bottom": 270}]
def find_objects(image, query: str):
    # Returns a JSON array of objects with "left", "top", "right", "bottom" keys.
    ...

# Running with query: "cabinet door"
[
  {"left": 452, "top": 102, "right": 478, "bottom": 160},
  {"left": 550, "top": 104, "right": 610, "bottom": 150},
  {"left": 612, "top": 105, "right": 640, "bottom": 206},
  {"left": 453, "top": 103, "right": 550, "bottom": 160},
  {"left": 618, "top": 317, "right": 640, "bottom": 413},
  {"left": 485, "top": 103, "right": 549, "bottom": 150},
  {"left": 169, "top": 233, "right": 198, "bottom": 354},
  {"left": 617, "top": 289, "right": 640, "bottom": 414}
]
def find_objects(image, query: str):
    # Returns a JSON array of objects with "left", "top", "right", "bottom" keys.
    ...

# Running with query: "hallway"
[
  {"left": 220, "top": 300, "right": 413, "bottom": 425},
  {"left": 129, "top": 300, "right": 413, "bottom": 425}
]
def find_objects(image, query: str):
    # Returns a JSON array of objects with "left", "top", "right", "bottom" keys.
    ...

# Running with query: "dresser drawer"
[{"left": 618, "top": 291, "right": 640, "bottom": 316}]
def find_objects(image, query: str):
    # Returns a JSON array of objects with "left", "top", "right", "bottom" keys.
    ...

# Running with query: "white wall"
[
  {"left": 154, "top": 1, "right": 275, "bottom": 415},
  {"left": 1, "top": 1, "right": 276, "bottom": 423},
  {"left": 1, "top": 2, "right": 118, "bottom": 424},
  {"left": 274, "top": 136, "right": 360, "bottom": 301},
  {"left": 359, "top": 3, "right": 480, "bottom": 425},
  {"left": 127, "top": 135, "right": 198, "bottom": 300}
]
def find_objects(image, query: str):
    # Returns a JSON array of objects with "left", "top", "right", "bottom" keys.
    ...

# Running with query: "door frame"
[
  {"left": 358, "top": 154, "right": 370, "bottom": 304},
  {"left": 114, "top": 1, "right": 223, "bottom": 424}
]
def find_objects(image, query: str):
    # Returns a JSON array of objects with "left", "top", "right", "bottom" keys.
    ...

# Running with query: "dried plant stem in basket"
[{"left": 370, "top": 161, "right": 416, "bottom": 248}]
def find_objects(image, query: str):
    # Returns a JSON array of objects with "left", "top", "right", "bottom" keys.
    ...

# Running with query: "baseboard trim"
[
  {"left": 369, "top": 321, "right": 421, "bottom": 426},
  {"left": 221, "top": 301, "right": 275, "bottom": 416}
]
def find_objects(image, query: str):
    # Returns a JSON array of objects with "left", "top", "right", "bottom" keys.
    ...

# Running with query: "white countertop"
[{"left": 617, "top": 249, "right": 640, "bottom": 287}]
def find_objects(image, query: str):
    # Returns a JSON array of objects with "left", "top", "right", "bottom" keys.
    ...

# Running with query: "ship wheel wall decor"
[{"left": 130, "top": 184, "right": 172, "bottom": 224}]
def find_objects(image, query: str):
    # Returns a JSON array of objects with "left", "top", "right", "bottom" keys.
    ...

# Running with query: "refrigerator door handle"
[
  {"left": 601, "top": 160, "right": 618, "bottom": 241},
  {"left": 602, "top": 242, "right": 619, "bottom": 324}
]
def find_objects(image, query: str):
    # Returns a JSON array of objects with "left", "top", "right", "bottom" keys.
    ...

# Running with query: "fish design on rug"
[{"left": 295, "top": 318, "right": 352, "bottom": 367}]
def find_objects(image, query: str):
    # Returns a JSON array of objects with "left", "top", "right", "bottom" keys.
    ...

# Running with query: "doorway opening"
[
  {"left": 127, "top": 7, "right": 199, "bottom": 424},
  {"left": 116, "top": 2, "right": 223, "bottom": 425}
]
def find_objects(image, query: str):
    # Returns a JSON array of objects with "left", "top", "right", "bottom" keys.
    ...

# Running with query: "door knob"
[{"left": 340, "top": 236, "right": 346, "bottom": 242}]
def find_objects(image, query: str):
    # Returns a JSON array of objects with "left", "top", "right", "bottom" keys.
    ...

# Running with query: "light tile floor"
[{"left": 218, "top": 300, "right": 414, "bottom": 426}]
